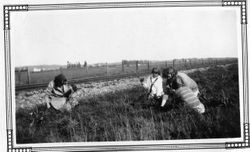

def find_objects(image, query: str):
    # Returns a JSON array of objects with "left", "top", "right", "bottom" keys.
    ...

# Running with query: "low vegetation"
[{"left": 16, "top": 64, "right": 240, "bottom": 143}]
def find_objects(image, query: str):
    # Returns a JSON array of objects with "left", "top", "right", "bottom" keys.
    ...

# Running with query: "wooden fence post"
[
  {"left": 136, "top": 61, "right": 139, "bottom": 73},
  {"left": 147, "top": 61, "right": 150, "bottom": 72},
  {"left": 184, "top": 59, "right": 188, "bottom": 70},
  {"left": 106, "top": 62, "right": 109, "bottom": 75},
  {"left": 165, "top": 61, "right": 168, "bottom": 67},
  {"left": 60, "top": 68, "right": 63, "bottom": 74},
  {"left": 122, "top": 60, "right": 125, "bottom": 72},
  {"left": 181, "top": 59, "right": 184, "bottom": 70},
  {"left": 17, "top": 70, "right": 21, "bottom": 85},
  {"left": 173, "top": 59, "right": 175, "bottom": 68},
  {"left": 27, "top": 68, "right": 31, "bottom": 84},
  {"left": 86, "top": 65, "right": 88, "bottom": 74}
]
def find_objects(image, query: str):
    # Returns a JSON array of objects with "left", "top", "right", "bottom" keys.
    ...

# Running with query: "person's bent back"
[{"left": 162, "top": 67, "right": 205, "bottom": 114}]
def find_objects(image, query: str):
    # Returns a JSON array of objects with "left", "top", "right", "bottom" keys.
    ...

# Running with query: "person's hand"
[
  {"left": 166, "top": 87, "right": 175, "bottom": 95},
  {"left": 147, "top": 93, "right": 154, "bottom": 100},
  {"left": 64, "top": 90, "right": 72, "bottom": 98},
  {"left": 45, "top": 96, "right": 51, "bottom": 109}
]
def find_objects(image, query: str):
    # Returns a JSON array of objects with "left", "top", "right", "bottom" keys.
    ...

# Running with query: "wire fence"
[{"left": 15, "top": 58, "right": 237, "bottom": 89}]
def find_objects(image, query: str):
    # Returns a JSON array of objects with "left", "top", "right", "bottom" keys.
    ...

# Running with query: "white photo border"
[{"left": 3, "top": 0, "right": 249, "bottom": 151}]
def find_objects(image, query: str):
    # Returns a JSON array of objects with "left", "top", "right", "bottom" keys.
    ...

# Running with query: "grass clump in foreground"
[{"left": 16, "top": 64, "right": 240, "bottom": 143}]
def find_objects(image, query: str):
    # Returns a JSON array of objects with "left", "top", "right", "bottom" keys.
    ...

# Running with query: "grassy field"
[{"left": 16, "top": 64, "right": 240, "bottom": 143}]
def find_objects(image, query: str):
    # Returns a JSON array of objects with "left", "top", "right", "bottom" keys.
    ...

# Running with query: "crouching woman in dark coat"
[{"left": 45, "top": 74, "right": 78, "bottom": 112}]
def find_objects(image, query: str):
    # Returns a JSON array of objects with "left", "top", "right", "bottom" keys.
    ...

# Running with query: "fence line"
[{"left": 15, "top": 58, "right": 237, "bottom": 86}]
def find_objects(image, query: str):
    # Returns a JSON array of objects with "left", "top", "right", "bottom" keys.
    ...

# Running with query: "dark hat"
[
  {"left": 162, "top": 67, "right": 177, "bottom": 78},
  {"left": 151, "top": 67, "right": 161, "bottom": 75},
  {"left": 54, "top": 74, "right": 67, "bottom": 87}
]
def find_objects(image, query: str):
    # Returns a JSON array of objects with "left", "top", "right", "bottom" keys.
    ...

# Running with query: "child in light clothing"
[{"left": 141, "top": 68, "right": 164, "bottom": 105}]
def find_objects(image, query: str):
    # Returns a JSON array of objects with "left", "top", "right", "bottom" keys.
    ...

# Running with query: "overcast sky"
[{"left": 11, "top": 6, "right": 239, "bottom": 67}]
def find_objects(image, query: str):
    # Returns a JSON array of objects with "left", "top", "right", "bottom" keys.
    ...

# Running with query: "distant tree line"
[
  {"left": 67, "top": 61, "right": 87, "bottom": 69},
  {"left": 122, "top": 60, "right": 149, "bottom": 67}
]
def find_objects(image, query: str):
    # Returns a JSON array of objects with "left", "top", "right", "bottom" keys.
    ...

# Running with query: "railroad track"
[{"left": 15, "top": 72, "right": 149, "bottom": 91}]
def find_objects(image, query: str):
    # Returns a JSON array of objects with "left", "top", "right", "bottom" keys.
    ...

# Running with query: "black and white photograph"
[{"left": 1, "top": 0, "right": 250, "bottom": 151}]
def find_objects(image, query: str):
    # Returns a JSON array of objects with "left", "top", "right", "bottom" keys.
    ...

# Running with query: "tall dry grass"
[{"left": 16, "top": 64, "right": 240, "bottom": 143}]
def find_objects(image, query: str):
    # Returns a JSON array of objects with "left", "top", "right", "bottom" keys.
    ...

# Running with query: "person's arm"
[
  {"left": 189, "top": 77, "right": 199, "bottom": 91},
  {"left": 44, "top": 81, "right": 54, "bottom": 108},
  {"left": 175, "top": 75, "right": 184, "bottom": 89},
  {"left": 63, "top": 89, "right": 72, "bottom": 98},
  {"left": 155, "top": 77, "right": 164, "bottom": 97},
  {"left": 63, "top": 83, "right": 79, "bottom": 98}
]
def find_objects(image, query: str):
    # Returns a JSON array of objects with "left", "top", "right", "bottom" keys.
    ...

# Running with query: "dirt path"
[{"left": 16, "top": 77, "right": 141, "bottom": 110}]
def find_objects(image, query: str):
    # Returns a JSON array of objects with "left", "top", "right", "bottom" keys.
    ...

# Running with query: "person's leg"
[
  {"left": 50, "top": 97, "right": 67, "bottom": 111},
  {"left": 176, "top": 87, "right": 205, "bottom": 114},
  {"left": 192, "top": 90, "right": 205, "bottom": 113}
]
